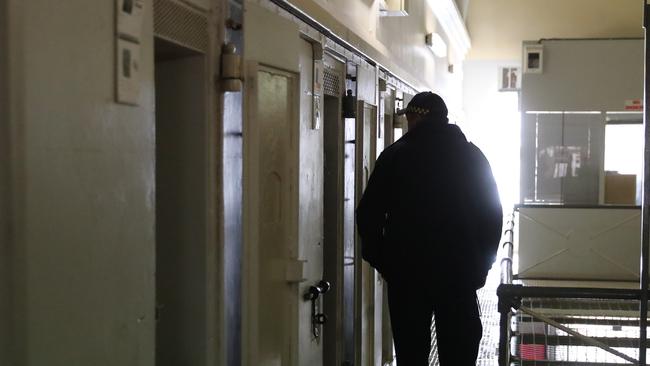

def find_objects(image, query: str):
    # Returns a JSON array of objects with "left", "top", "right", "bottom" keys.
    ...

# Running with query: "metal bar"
[
  {"left": 515, "top": 203, "right": 642, "bottom": 210},
  {"left": 498, "top": 284, "right": 643, "bottom": 301},
  {"left": 516, "top": 359, "right": 636, "bottom": 366},
  {"left": 537, "top": 37, "right": 644, "bottom": 42},
  {"left": 497, "top": 215, "right": 514, "bottom": 366},
  {"left": 518, "top": 334, "right": 640, "bottom": 348},
  {"left": 498, "top": 309, "right": 510, "bottom": 366},
  {"left": 641, "top": 1, "right": 650, "bottom": 364},
  {"left": 499, "top": 256, "right": 512, "bottom": 285},
  {"left": 519, "top": 306, "right": 638, "bottom": 364},
  {"left": 500, "top": 214, "right": 515, "bottom": 285}
]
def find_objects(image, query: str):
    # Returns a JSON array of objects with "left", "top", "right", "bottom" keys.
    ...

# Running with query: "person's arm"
[{"left": 356, "top": 154, "right": 391, "bottom": 272}]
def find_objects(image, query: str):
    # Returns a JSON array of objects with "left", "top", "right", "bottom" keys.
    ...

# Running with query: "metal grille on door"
[
  {"left": 153, "top": 0, "right": 208, "bottom": 53},
  {"left": 323, "top": 70, "right": 340, "bottom": 97}
]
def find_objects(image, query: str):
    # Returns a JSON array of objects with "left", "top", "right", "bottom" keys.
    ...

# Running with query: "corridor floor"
[{"left": 428, "top": 264, "right": 501, "bottom": 365}]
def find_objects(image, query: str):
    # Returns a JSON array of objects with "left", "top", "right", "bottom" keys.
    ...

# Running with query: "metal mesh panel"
[
  {"left": 511, "top": 297, "right": 646, "bottom": 365},
  {"left": 154, "top": 0, "right": 208, "bottom": 52},
  {"left": 323, "top": 70, "right": 340, "bottom": 97}
]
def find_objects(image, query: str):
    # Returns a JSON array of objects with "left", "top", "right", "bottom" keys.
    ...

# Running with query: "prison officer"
[{"left": 356, "top": 91, "right": 503, "bottom": 365}]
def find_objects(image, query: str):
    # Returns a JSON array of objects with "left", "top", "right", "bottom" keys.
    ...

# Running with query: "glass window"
[
  {"left": 604, "top": 117, "right": 643, "bottom": 205},
  {"left": 521, "top": 112, "right": 604, "bottom": 205}
]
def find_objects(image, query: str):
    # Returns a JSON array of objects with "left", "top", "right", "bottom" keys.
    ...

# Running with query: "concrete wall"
[
  {"left": 3, "top": 0, "right": 156, "bottom": 364},
  {"left": 0, "top": 1, "right": 12, "bottom": 364},
  {"left": 466, "top": 0, "right": 643, "bottom": 60},
  {"left": 288, "top": 0, "right": 462, "bottom": 95},
  {"left": 155, "top": 54, "right": 208, "bottom": 366},
  {"left": 521, "top": 39, "right": 643, "bottom": 112},
  {"left": 517, "top": 207, "right": 641, "bottom": 280}
]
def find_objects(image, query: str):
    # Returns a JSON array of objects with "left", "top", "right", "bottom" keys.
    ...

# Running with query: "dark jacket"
[{"left": 356, "top": 116, "right": 502, "bottom": 289}]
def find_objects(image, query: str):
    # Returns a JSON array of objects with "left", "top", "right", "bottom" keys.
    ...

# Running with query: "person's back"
[
  {"left": 381, "top": 122, "right": 478, "bottom": 281},
  {"left": 356, "top": 91, "right": 502, "bottom": 365}
]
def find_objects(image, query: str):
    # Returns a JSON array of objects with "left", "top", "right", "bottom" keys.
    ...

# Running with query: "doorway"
[
  {"left": 154, "top": 37, "right": 208, "bottom": 365},
  {"left": 322, "top": 54, "right": 356, "bottom": 366}
]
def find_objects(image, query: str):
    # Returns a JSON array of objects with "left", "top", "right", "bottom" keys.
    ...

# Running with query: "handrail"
[
  {"left": 497, "top": 283, "right": 642, "bottom": 301},
  {"left": 500, "top": 213, "right": 515, "bottom": 285},
  {"left": 497, "top": 212, "right": 516, "bottom": 365}
]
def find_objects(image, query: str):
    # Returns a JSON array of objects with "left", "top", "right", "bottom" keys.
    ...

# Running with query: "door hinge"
[{"left": 220, "top": 43, "right": 243, "bottom": 92}]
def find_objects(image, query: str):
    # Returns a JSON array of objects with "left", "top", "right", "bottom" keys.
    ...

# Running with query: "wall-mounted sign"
[
  {"left": 625, "top": 99, "right": 643, "bottom": 111},
  {"left": 313, "top": 59, "right": 323, "bottom": 130},
  {"left": 115, "top": 0, "right": 143, "bottom": 106},
  {"left": 116, "top": 39, "right": 141, "bottom": 105},
  {"left": 499, "top": 67, "right": 520, "bottom": 91},
  {"left": 117, "top": 0, "right": 144, "bottom": 42}
]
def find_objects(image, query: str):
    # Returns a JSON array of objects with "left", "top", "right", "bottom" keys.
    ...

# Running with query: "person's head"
[{"left": 396, "top": 91, "right": 448, "bottom": 130}]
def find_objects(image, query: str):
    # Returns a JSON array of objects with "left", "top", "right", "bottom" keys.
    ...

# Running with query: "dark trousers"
[{"left": 387, "top": 281, "right": 482, "bottom": 366}]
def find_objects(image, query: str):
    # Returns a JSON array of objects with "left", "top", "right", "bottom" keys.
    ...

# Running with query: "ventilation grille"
[
  {"left": 323, "top": 70, "right": 340, "bottom": 97},
  {"left": 154, "top": 0, "right": 208, "bottom": 52}
]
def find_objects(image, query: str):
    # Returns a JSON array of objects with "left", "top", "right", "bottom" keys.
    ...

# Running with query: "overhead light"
[
  {"left": 425, "top": 0, "right": 471, "bottom": 58},
  {"left": 425, "top": 33, "right": 447, "bottom": 58}
]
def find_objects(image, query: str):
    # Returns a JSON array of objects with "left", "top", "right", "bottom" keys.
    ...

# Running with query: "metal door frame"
[{"left": 321, "top": 50, "right": 351, "bottom": 366}]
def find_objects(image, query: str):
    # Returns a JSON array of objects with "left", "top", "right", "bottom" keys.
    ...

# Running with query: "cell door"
[
  {"left": 296, "top": 38, "right": 333, "bottom": 366},
  {"left": 245, "top": 63, "right": 300, "bottom": 366}
]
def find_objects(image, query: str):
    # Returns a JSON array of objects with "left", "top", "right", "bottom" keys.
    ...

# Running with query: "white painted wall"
[
  {"left": 517, "top": 207, "right": 641, "bottom": 281},
  {"left": 462, "top": 59, "right": 521, "bottom": 212},
  {"left": 3, "top": 0, "right": 156, "bottom": 364},
  {"left": 466, "top": 0, "right": 643, "bottom": 60},
  {"left": 521, "top": 39, "right": 643, "bottom": 112},
  {"left": 288, "top": 0, "right": 465, "bottom": 100}
]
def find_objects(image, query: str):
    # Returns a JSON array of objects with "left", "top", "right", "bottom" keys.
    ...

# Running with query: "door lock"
[{"left": 304, "top": 280, "right": 331, "bottom": 338}]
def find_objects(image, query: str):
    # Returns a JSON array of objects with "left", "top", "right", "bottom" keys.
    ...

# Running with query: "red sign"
[{"left": 625, "top": 99, "right": 643, "bottom": 111}]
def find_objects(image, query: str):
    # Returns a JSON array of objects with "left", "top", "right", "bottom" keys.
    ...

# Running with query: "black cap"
[{"left": 396, "top": 91, "right": 448, "bottom": 118}]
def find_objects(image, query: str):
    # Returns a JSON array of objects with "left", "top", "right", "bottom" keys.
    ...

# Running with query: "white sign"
[
  {"left": 116, "top": 0, "right": 144, "bottom": 42},
  {"left": 312, "top": 60, "right": 323, "bottom": 130},
  {"left": 498, "top": 67, "right": 520, "bottom": 91},
  {"left": 116, "top": 39, "right": 141, "bottom": 105}
]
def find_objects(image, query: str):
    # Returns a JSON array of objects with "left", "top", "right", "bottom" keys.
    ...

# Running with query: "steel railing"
[{"left": 497, "top": 210, "right": 646, "bottom": 365}]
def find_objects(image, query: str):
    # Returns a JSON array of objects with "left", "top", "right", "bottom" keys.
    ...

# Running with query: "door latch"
[{"left": 304, "top": 280, "right": 331, "bottom": 338}]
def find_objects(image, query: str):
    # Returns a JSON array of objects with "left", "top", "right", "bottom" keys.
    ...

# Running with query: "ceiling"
[{"left": 465, "top": 0, "right": 643, "bottom": 60}]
